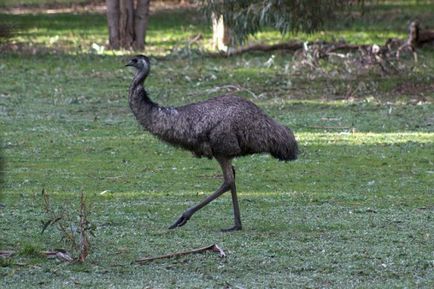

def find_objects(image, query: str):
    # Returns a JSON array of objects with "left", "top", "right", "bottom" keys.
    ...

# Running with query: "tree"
[
  {"left": 106, "top": 0, "right": 151, "bottom": 50},
  {"left": 202, "top": 0, "right": 362, "bottom": 51}
]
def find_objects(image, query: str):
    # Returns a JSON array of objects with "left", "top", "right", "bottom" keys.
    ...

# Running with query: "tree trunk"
[
  {"left": 106, "top": 0, "right": 120, "bottom": 49},
  {"left": 212, "top": 12, "right": 231, "bottom": 52},
  {"left": 119, "top": 0, "right": 134, "bottom": 49},
  {"left": 134, "top": 0, "right": 150, "bottom": 50},
  {"left": 106, "top": 0, "right": 151, "bottom": 50}
]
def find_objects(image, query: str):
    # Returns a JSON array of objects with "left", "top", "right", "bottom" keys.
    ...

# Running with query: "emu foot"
[
  {"left": 168, "top": 213, "right": 191, "bottom": 229},
  {"left": 221, "top": 225, "right": 242, "bottom": 232}
]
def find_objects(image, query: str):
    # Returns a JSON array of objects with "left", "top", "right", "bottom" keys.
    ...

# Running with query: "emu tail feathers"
[{"left": 270, "top": 125, "right": 298, "bottom": 161}]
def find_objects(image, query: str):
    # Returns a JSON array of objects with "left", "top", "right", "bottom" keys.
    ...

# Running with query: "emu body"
[{"left": 126, "top": 55, "right": 298, "bottom": 231}]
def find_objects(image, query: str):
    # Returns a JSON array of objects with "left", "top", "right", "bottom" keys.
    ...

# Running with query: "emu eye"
[{"left": 132, "top": 59, "right": 137, "bottom": 63}]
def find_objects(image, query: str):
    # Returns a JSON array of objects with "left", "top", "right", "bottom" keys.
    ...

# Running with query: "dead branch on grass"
[
  {"left": 43, "top": 249, "right": 74, "bottom": 262},
  {"left": 0, "top": 251, "right": 15, "bottom": 258},
  {"left": 135, "top": 244, "right": 226, "bottom": 264},
  {"left": 220, "top": 21, "right": 434, "bottom": 70},
  {"left": 227, "top": 41, "right": 303, "bottom": 55},
  {"left": 1, "top": 249, "right": 75, "bottom": 263}
]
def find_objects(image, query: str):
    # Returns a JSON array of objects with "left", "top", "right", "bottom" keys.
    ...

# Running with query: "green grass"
[
  {"left": 0, "top": 8, "right": 207, "bottom": 54},
  {"left": 1, "top": 2, "right": 434, "bottom": 289}
]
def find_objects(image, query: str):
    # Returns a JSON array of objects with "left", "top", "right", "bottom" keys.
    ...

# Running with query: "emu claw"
[
  {"left": 168, "top": 214, "right": 190, "bottom": 229},
  {"left": 221, "top": 225, "right": 242, "bottom": 232}
]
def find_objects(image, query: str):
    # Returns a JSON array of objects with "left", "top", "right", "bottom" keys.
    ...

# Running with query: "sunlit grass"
[{"left": 300, "top": 132, "right": 434, "bottom": 145}]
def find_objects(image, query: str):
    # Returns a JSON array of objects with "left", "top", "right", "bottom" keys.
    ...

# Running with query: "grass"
[
  {"left": 0, "top": 0, "right": 95, "bottom": 8},
  {"left": 1, "top": 1, "right": 434, "bottom": 288}
]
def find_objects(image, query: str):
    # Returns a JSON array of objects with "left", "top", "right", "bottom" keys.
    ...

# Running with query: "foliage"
[{"left": 200, "top": 0, "right": 363, "bottom": 44}]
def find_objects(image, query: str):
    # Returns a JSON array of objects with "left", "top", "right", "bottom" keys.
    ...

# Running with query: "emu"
[{"left": 126, "top": 55, "right": 298, "bottom": 231}]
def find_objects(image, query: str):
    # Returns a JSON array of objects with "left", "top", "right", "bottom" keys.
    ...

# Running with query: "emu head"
[{"left": 125, "top": 55, "right": 150, "bottom": 76}]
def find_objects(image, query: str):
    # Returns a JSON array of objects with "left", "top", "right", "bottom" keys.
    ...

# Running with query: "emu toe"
[
  {"left": 221, "top": 225, "right": 242, "bottom": 232},
  {"left": 168, "top": 213, "right": 191, "bottom": 229}
]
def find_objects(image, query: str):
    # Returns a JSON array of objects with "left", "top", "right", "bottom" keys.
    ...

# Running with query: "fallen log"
[
  {"left": 228, "top": 41, "right": 303, "bottom": 55},
  {"left": 212, "top": 21, "right": 433, "bottom": 58}
]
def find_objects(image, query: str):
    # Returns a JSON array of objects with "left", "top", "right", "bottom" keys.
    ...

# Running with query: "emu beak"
[{"left": 125, "top": 60, "right": 134, "bottom": 67}]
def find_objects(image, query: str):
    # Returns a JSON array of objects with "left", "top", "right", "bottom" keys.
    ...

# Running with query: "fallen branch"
[
  {"left": 188, "top": 33, "right": 203, "bottom": 46},
  {"left": 212, "top": 41, "right": 373, "bottom": 57},
  {"left": 2, "top": 249, "right": 76, "bottom": 263},
  {"left": 208, "top": 21, "right": 433, "bottom": 59},
  {"left": 135, "top": 244, "right": 226, "bottom": 264},
  {"left": 326, "top": 43, "right": 371, "bottom": 53},
  {"left": 0, "top": 250, "right": 15, "bottom": 258},
  {"left": 42, "top": 249, "right": 74, "bottom": 262},
  {"left": 228, "top": 41, "right": 303, "bottom": 55}
]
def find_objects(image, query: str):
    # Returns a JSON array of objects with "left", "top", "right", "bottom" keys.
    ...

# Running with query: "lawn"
[{"left": 1, "top": 1, "right": 433, "bottom": 288}]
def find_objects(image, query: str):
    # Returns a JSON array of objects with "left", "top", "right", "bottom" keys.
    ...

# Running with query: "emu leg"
[
  {"left": 168, "top": 182, "right": 230, "bottom": 229},
  {"left": 169, "top": 157, "right": 241, "bottom": 231},
  {"left": 221, "top": 166, "right": 242, "bottom": 232}
]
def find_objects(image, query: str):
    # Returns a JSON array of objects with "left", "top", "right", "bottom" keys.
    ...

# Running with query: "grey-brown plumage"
[{"left": 126, "top": 55, "right": 298, "bottom": 231}]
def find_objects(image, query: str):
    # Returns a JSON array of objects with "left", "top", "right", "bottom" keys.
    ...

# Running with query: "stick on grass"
[{"left": 135, "top": 244, "right": 226, "bottom": 264}]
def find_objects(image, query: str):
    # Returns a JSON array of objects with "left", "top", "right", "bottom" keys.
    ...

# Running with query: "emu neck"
[
  {"left": 128, "top": 69, "right": 158, "bottom": 130},
  {"left": 132, "top": 68, "right": 148, "bottom": 88}
]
